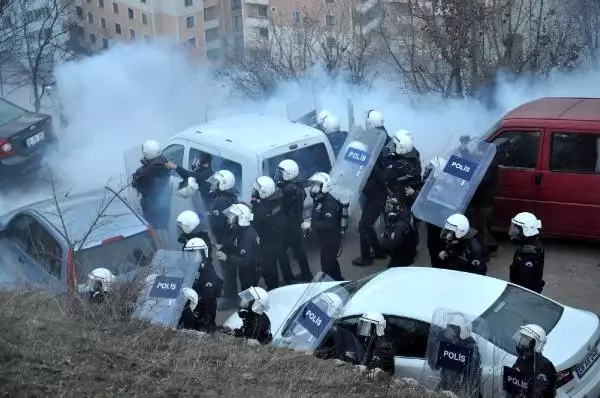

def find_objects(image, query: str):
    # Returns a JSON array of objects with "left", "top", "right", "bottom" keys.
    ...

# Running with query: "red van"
[{"left": 485, "top": 97, "right": 600, "bottom": 240}]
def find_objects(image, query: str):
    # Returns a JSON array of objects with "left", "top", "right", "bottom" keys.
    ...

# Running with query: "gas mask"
[
  {"left": 509, "top": 223, "right": 524, "bottom": 244},
  {"left": 440, "top": 228, "right": 457, "bottom": 242},
  {"left": 274, "top": 168, "right": 285, "bottom": 185},
  {"left": 251, "top": 189, "right": 261, "bottom": 203},
  {"left": 89, "top": 281, "right": 106, "bottom": 304},
  {"left": 516, "top": 335, "right": 536, "bottom": 358},
  {"left": 309, "top": 182, "right": 323, "bottom": 199},
  {"left": 238, "top": 299, "right": 255, "bottom": 319}
]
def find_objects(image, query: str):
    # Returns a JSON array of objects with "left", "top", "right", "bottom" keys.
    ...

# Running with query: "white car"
[{"left": 224, "top": 267, "right": 600, "bottom": 397}]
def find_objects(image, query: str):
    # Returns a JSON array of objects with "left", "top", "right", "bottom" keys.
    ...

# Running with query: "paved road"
[{"left": 217, "top": 219, "right": 600, "bottom": 323}]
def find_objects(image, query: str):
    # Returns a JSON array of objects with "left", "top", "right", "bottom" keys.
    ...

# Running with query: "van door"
[
  {"left": 260, "top": 140, "right": 333, "bottom": 220},
  {"left": 488, "top": 129, "right": 544, "bottom": 230},
  {"left": 536, "top": 130, "right": 600, "bottom": 238}
]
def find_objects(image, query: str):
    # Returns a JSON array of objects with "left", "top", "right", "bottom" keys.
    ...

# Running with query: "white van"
[{"left": 162, "top": 113, "right": 337, "bottom": 221}]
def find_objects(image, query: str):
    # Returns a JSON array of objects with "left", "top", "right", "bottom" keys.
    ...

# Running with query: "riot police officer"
[
  {"left": 184, "top": 238, "right": 223, "bottom": 332},
  {"left": 216, "top": 204, "right": 261, "bottom": 294},
  {"left": 87, "top": 268, "right": 116, "bottom": 304},
  {"left": 233, "top": 286, "right": 273, "bottom": 345},
  {"left": 131, "top": 140, "right": 171, "bottom": 233},
  {"left": 303, "top": 172, "right": 344, "bottom": 281},
  {"left": 379, "top": 196, "right": 417, "bottom": 268},
  {"left": 509, "top": 324, "right": 557, "bottom": 398},
  {"left": 321, "top": 114, "right": 348, "bottom": 157},
  {"left": 316, "top": 109, "right": 333, "bottom": 131},
  {"left": 251, "top": 176, "right": 285, "bottom": 290},
  {"left": 206, "top": 170, "right": 239, "bottom": 244},
  {"left": 165, "top": 152, "right": 214, "bottom": 203},
  {"left": 383, "top": 130, "right": 422, "bottom": 204},
  {"left": 438, "top": 213, "right": 487, "bottom": 275},
  {"left": 509, "top": 212, "right": 545, "bottom": 293},
  {"left": 178, "top": 288, "right": 200, "bottom": 330},
  {"left": 274, "top": 159, "right": 313, "bottom": 282},
  {"left": 175, "top": 210, "right": 212, "bottom": 257},
  {"left": 354, "top": 312, "right": 395, "bottom": 376}
]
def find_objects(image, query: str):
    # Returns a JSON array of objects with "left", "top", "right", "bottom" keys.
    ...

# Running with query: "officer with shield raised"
[
  {"left": 421, "top": 157, "right": 448, "bottom": 268},
  {"left": 321, "top": 114, "right": 349, "bottom": 157},
  {"left": 354, "top": 312, "right": 395, "bottom": 376},
  {"left": 438, "top": 213, "right": 487, "bottom": 275}
]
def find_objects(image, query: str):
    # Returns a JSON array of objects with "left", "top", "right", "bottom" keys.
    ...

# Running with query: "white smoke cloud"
[{"left": 3, "top": 41, "right": 600, "bottom": 214}]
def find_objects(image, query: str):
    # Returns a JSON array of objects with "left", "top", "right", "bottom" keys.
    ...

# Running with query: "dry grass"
[{"left": 0, "top": 290, "right": 443, "bottom": 398}]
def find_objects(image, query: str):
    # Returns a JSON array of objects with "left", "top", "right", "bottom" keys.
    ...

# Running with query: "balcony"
[
  {"left": 245, "top": 0, "right": 268, "bottom": 5},
  {"left": 204, "top": 19, "right": 219, "bottom": 30},
  {"left": 245, "top": 16, "right": 269, "bottom": 28},
  {"left": 356, "top": 0, "right": 378, "bottom": 14}
]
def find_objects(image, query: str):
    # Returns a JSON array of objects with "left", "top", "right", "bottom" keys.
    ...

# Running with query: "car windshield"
[
  {"left": 473, "top": 284, "right": 564, "bottom": 356},
  {"left": 73, "top": 230, "right": 157, "bottom": 285},
  {"left": 0, "top": 99, "right": 27, "bottom": 126}
]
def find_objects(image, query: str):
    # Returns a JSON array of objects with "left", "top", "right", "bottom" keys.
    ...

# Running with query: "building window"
[
  {"left": 186, "top": 36, "right": 197, "bottom": 47},
  {"left": 326, "top": 0, "right": 335, "bottom": 3},
  {"left": 87, "top": 12, "right": 93, "bottom": 24},
  {"left": 204, "top": 6, "right": 217, "bottom": 21},
  {"left": 326, "top": 14, "right": 335, "bottom": 26},
  {"left": 259, "top": 27, "right": 268, "bottom": 39},
  {"left": 76, "top": 6, "right": 83, "bottom": 19},
  {"left": 291, "top": 10, "right": 301, "bottom": 24},
  {"left": 100, "top": 17, "right": 106, "bottom": 29},
  {"left": 89, "top": 33, "right": 96, "bottom": 44},
  {"left": 98, "top": 0, "right": 104, "bottom": 8},
  {"left": 115, "top": 23, "right": 122, "bottom": 34},
  {"left": 102, "top": 38, "right": 108, "bottom": 49},
  {"left": 142, "top": 13, "right": 148, "bottom": 25},
  {"left": 257, "top": 5, "right": 268, "bottom": 17},
  {"left": 185, "top": 0, "right": 193, "bottom": 6},
  {"left": 112, "top": 2, "right": 119, "bottom": 14},
  {"left": 232, "top": 15, "right": 242, "bottom": 31},
  {"left": 231, "top": 0, "right": 241, "bottom": 11},
  {"left": 186, "top": 15, "right": 195, "bottom": 28},
  {"left": 205, "top": 27, "right": 219, "bottom": 42},
  {"left": 326, "top": 37, "right": 336, "bottom": 48},
  {"left": 206, "top": 48, "right": 221, "bottom": 61},
  {"left": 128, "top": 8, "right": 134, "bottom": 19},
  {"left": 130, "top": 28, "right": 136, "bottom": 39}
]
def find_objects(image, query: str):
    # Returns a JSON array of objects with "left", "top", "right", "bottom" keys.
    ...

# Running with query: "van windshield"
[{"left": 473, "top": 285, "right": 564, "bottom": 355}]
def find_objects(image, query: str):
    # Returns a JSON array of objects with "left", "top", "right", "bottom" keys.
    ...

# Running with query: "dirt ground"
[{"left": 0, "top": 291, "right": 443, "bottom": 398}]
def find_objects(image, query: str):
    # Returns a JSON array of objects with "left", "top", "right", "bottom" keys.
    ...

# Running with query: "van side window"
[
  {"left": 162, "top": 144, "right": 184, "bottom": 165},
  {"left": 263, "top": 143, "right": 332, "bottom": 183},
  {"left": 492, "top": 131, "right": 540, "bottom": 169},
  {"left": 550, "top": 133, "right": 600, "bottom": 174},
  {"left": 189, "top": 148, "right": 243, "bottom": 192}
]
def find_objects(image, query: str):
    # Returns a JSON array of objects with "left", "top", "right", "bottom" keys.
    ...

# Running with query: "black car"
[{"left": 0, "top": 98, "right": 57, "bottom": 182}]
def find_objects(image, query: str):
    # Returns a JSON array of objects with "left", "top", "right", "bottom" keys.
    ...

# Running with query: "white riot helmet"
[
  {"left": 87, "top": 268, "right": 116, "bottom": 294},
  {"left": 141, "top": 140, "right": 161, "bottom": 160},
  {"left": 176, "top": 210, "right": 201, "bottom": 235},
  {"left": 348, "top": 140, "right": 368, "bottom": 152},
  {"left": 322, "top": 114, "right": 340, "bottom": 134},
  {"left": 314, "top": 292, "right": 343, "bottom": 318},
  {"left": 308, "top": 172, "right": 332, "bottom": 195},
  {"left": 357, "top": 312, "right": 386, "bottom": 337},
  {"left": 510, "top": 212, "right": 542, "bottom": 238},
  {"left": 207, "top": 170, "right": 235, "bottom": 193},
  {"left": 317, "top": 110, "right": 333, "bottom": 126},
  {"left": 238, "top": 286, "right": 269, "bottom": 314},
  {"left": 253, "top": 176, "right": 277, "bottom": 199},
  {"left": 514, "top": 324, "right": 547, "bottom": 355},
  {"left": 276, "top": 159, "right": 299, "bottom": 182},
  {"left": 391, "top": 130, "right": 414, "bottom": 155},
  {"left": 442, "top": 213, "right": 470, "bottom": 240},
  {"left": 445, "top": 312, "right": 471, "bottom": 340},
  {"left": 397, "top": 128, "right": 413, "bottom": 137},
  {"left": 184, "top": 237, "right": 209, "bottom": 265},
  {"left": 365, "top": 109, "right": 383, "bottom": 129},
  {"left": 223, "top": 203, "right": 254, "bottom": 227},
  {"left": 181, "top": 287, "right": 198, "bottom": 312}
]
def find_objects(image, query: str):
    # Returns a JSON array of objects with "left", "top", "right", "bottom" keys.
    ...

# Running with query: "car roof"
[
  {"left": 342, "top": 267, "right": 509, "bottom": 322},
  {"left": 2, "top": 187, "right": 147, "bottom": 250},
  {"left": 503, "top": 97, "right": 600, "bottom": 122},
  {"left": 171, "top": 113, "right": 325, "bottom": 153}
]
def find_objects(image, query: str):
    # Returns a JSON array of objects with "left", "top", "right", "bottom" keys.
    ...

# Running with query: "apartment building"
[{"left": 75, "top": 0, "right": 232, "bottom": 61}]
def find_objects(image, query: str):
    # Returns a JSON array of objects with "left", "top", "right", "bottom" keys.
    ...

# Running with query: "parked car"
[
  {"left": 0, "top": 98, "right": 57, "bottom": 184},
  {"left": 484, "top": 97, "right": 600, "bottom": 240},
  {"left": 0, "top": 186, "right": 160, "bottom": 293},
  {"left": 224, "top": 267, "right": 600, "bottom": 397}
]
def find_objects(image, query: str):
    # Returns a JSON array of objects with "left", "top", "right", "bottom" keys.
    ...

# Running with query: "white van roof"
[{"left": 171, "top": 113, "right": 325, "bottom": 152}]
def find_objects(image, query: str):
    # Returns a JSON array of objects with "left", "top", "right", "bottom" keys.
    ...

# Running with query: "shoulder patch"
[
  {"left": 256, "top": 236, "right": 261, "bottom": 246},
  {"left": 205, "top": 282, "right": 213, "bottom": 288},
  {"left": 240, "top": 249, "right": 246, "bottom": 255},
  {"left": 524, "top": 261, "right": 533, "bottom": 268},
  {"left": 325, "top": 212, "right": 332, "bottom": 218},
  {"left": 212, "top": 210, "right": 220, "bottom": 216}
]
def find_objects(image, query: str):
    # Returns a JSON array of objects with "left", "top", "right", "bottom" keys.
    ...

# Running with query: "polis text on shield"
[
  {"left": 503, "top": 366, "right": 530, "bottom": 395},
  {"left": 436, "top": 341, "right": 473, "bottom": 372},
  {"left": 297, "top": 301, "right": 331, "bottom": 338}
]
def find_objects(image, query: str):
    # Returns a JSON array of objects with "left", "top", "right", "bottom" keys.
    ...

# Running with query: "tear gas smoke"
[{"left": 3, "top": 41, "right": 600, "bottom": 214}]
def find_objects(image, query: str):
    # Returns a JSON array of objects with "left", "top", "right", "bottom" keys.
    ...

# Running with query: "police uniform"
[
  {"left": 192, "top": 260, "right": 223, "bottom": 333},
  {"left": 444, "top": 235, "right": 488, "bottom": 275},
  {"left": 131, "top": 155, "right": 172, "bottom": 230},
  {"left": 234, "top": 311, "right": 273, "bottom": 345},
  {"left": 380, "top": 215, "right": 417, "bottom": 268},
  {"left": 357, "top": 154, "right": 387, "bottom": 262},
  {"left": 510, "top": 353, "right": 557, "bottom": 398},
  {"left": 252, "top": 190, "right": 285, "bottom": 290},
  {"left": 509, "top": 237, "right": 545, "bottom": 293},
  {"left": 178, "top": 227, "right": 213, "bottom": 258},
  {"left": 208, "top": 190, "right": 238, "bottom": 244},
  {"left": 383, "top": 151, "right": 422, "bottom": 206},
  {"left": 221, "top": 225, "right": 260, "bottom": 292},
  {"left": 311, "top": 192, "right": 344, "bottom": 281},
  {"left": 174, "top": 163, "right": 214, "bottom": 204},
  {"left": 277, "top": 180, "right": 312, "bottom": 281}
]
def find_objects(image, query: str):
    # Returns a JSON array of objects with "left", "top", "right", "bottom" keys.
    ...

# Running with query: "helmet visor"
[
  {"left": 440, "top": 228, "right": 456, "bottom": 241},
  {"left": 238, "top": 287, "right": 259, "bottom": 307},
  {"left": 309, "top": 181, "right": 322, "bottom": 194},
  {"left": 274, "top": 167, "right": 285, "bottom": 183},
  {"left": 207, "top": 176, "right": 220, "bottom": 192},
  {"left": 509, "top": 223, "right": 522, "bottom": 238}
]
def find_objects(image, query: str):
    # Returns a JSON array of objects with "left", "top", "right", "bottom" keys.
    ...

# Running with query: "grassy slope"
[{"left": 0, "top": 292, "right": 443, "bottom": 397}]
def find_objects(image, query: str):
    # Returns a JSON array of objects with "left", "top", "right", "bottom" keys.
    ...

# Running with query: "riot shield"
[
  {"left": 272, "top": 272, "right": 348, "bottom": 353},
  {"left": 132, "top": 250, "right": 198, "bottom": 328},
  {"left": 422, "top": 308, "right": 503, "bottom": 397},
  {"left": 411, "top": 140, "right": 497, "bottom": 229},
  {"left": 328, "top": 126, "right": 388, "bottom": 218}
]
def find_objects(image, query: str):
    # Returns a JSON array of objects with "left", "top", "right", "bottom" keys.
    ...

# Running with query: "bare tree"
[
  {"left": 7, "top": 0, "right": 76, "bottom": 111},
  {"left": 570, "top": 0, "right": 600, "bottom": 66}
]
